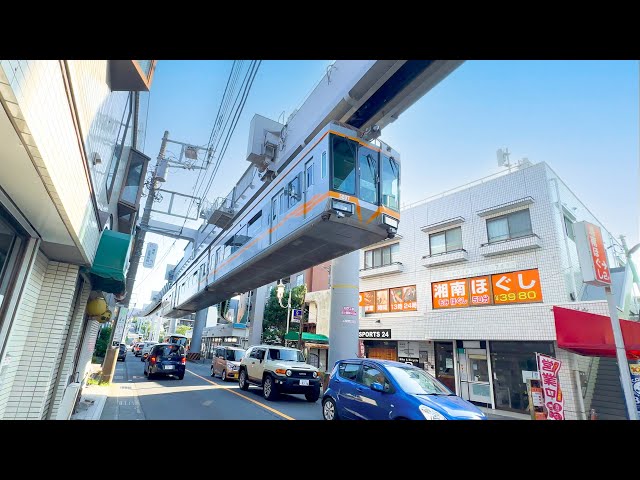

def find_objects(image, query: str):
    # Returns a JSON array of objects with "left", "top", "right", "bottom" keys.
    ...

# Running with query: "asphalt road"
[{"left": 101, "top": 351, "right": 324, "bottom": 420}]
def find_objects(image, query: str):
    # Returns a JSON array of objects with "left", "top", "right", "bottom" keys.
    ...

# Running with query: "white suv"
[{"left": 238, "top": 345, "right": 321, "bottom": 402}]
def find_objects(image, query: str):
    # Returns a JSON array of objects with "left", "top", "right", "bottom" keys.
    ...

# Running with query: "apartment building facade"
[
  {"left": 358, "top": 162, "right": 631, "bottom": 419},
  {"left": 0, "top": 60, "right": 155, "bottom": 419}
]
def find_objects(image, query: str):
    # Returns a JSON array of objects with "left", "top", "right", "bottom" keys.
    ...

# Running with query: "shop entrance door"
[{"left": 435, "top": 342, "right": 455, "bottom": 392}]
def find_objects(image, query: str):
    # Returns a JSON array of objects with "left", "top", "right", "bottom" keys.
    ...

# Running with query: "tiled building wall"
[
  {"left": 0, "top": 60, "right": 100, "bottom": 263},
  {"left": 47, "top": 279, "right": 92, "bottom": 420},
  {"left": 360, "top": 163, "right": 623, "bottom": 341},
  {"left": 0, "top": 251, "right": 80, "bottom": 419}
]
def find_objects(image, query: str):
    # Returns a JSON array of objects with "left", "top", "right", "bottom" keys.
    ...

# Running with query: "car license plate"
[
  {"left": 299, "top": 379, "right": 309, "bottom": 386},
  {"left": 164, "top": 365, "right": 174, "bottom": 370}
]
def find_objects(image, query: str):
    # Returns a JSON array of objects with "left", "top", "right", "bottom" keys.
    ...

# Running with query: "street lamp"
[{"left": 276, "top": 281, "right": 293, "bottom": 336}]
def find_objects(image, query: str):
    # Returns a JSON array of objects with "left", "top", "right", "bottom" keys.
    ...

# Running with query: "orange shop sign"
[
  {"left": 432, "top": 268, "right": 543, "bottom": 310},
  {"left": 574, "top": 221, "right": 612, "bottom": 286},
  {"left": 360, "top": 285, "right": 418, "bottom": 313}
]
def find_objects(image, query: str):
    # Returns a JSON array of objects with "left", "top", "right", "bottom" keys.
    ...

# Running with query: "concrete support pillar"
[
  {"left": 328, "top": 251, "right": 359, "bottom": 372},
  {"left": 190, "top": 308, "right": 207, "bottom": 354},
  {"left": 248, "top": 285, "right": 268, "bottom": 346}
]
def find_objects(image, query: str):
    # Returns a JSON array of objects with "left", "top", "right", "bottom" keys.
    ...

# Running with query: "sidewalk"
[{"left": 70, "top": 383, "right": 109, "bottom": 420}]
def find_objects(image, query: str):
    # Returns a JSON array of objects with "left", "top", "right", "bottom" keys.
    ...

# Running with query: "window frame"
[
  {"left": 106, "top": 94, "right": 133, "bottom": 202},
  {"left": 429, "top": 226, "right": 463, "bottom": 256},
  {"left": 486, "top": 208, "right": 533, "bottom": 244},
  {"left": 564, "top": 215, "right": 575, "bottom": 241},
  {"left": 362, "top": 242, "right": 400, "bottom": 270}
]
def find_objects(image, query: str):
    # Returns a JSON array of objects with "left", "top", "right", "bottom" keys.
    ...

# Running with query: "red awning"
[{"left": 553, "top": 306, "right": 640, "bottom": 359}]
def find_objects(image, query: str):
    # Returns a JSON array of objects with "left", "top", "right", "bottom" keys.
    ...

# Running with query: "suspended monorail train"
[{"left": 160, "top": 121, "right": 400, "bottom": 318}]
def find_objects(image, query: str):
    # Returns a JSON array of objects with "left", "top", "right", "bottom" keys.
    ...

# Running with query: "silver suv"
[{"left": 238, "top": 345, "right": 321, "bottom": 402}]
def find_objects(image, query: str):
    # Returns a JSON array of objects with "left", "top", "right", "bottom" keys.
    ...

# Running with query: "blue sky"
[{"left": 130, "top": 60, "right": 639, "bottom": 309}]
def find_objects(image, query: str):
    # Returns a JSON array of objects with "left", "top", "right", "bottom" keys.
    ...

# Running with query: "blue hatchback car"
[{"left": 322, "top": 359, "right": 487, "bottom": 420}]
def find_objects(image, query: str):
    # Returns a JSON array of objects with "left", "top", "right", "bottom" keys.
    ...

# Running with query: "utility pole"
[{"left": 123, "top": 130, "right": 169, "bottom": 307}]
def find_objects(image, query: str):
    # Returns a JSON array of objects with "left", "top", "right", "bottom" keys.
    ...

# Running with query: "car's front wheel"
[
  {"left": 210, "top": 366, "right": 215, "bottom": 377},
  {"left": 263, "top": 375, "right": 278, "bottom": 401},
  {"left": 322, "top": 397, "right": 339, "bottom": 420},
  {"left": 221, "top": 370, "right": 227, "bottom": 381},
  {"left": 238, "top": 369, "right": 249, "bottom": 390},
  {"left": 305, "top": 389, "right": 320, "bottom": 402}
]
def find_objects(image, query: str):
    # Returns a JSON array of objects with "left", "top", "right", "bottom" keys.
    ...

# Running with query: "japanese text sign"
[
  {"left": 630, "top": 363, "right": 640, "bottom": 415},
  {"left": 360, "top": 285, "right": 417, "bottom": 313},
  {"left": 536, "top": 353, "right": 564, "bottom": 420},
  {"left": 359, "top": 291, "right": 375, "bottom": 313},
  {"left": 431, "top": 269, "right": 542, "bottom": 310},
  {"left": 491, "top": 269, "right": 542, "bottom": 305},
  {"left": 432, "top": 278, "right": 470, "bottom": 309},
  {"left": 574, "top": 221, "right": 611, "bottom": 286}
]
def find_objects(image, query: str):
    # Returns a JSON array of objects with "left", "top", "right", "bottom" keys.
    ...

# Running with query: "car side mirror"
[{"left": 371, "top": 382, "right": 384, "bottom": 392}]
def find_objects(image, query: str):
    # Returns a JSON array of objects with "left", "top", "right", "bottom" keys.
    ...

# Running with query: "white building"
[
  {"left": 0, "top": 60, "right": 155, "bottom": 419},
  {"left": 358, "top": 161, "right": 634, "bottom": 420}
]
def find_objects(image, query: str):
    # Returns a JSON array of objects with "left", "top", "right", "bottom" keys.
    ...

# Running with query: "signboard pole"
[{"left": 605, "top": 286, "right": 639, "bottom": 420}]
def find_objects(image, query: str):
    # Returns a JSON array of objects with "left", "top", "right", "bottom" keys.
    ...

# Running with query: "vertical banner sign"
[
  {"left": 113, "top": 307, "right": 129, "bottom": 344},
  {"left": 630, "top": 363, "right": 640, "bottom": 416},
  {"left": 143, "top": 242, "right": 159, "bottom": 269},
  {"left": 536, "top": 353, "right": 564, "bottom": 420},
  {"left": 574, "top": 221, "right": 611, "bottom": 286}
]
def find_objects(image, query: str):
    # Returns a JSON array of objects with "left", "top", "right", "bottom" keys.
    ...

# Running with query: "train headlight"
[
  {"left": 382, "top": 214, "right": 399, "bottom": 230},
  {"left": 331, "top": 200, "right": 354, "bottom": 215}
]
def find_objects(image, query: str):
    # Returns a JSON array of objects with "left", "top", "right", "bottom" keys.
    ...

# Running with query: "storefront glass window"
[{"left": 490, "top": 341, "right": 555, "bottom": 414}]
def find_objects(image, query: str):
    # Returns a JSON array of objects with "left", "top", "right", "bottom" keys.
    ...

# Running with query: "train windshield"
[
  {"left": 358, "top": 147, "right": 378, "bottom": 204},
  {"left": 331, "top": 134, "right": 357, "bottom": 195},
  {"left": 381, "top": 155, "right": 400, "bottom": 211}
]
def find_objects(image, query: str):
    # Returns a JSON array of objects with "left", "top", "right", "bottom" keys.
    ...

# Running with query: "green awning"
[
  {"left": 89, "top": 230, "right": 133, "bottom": 294},
  {"left": 284, "top": 332, "right": 329, "bottom": 343}
]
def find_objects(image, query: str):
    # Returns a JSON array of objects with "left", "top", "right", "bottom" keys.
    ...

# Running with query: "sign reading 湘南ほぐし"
[
  {"left": 574, "top": 221, "right": 612, "bottom": 286},
  {"left": 431, "top": 278, "right": 470, "bottom": 309},
  {"left": 432, "top": 269, "right": 543, "bottom": 310},
  {"left": 360, "top": 285, "right": 418, "bottom": 313}
]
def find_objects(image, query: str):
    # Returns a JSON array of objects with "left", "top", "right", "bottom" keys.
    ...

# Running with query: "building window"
[
  {"left": 564, "top": 215, "right": 575, "bottom": 241},
  {"left": 0, "top": 210, "right": 25, "bottom": 312},
  {"left": 486, "top": 209, "right": 532, "bottom": 243},
  {"left": 364, "top": 243, "right": 399, "bottom": 269},
  {"left": 429, "top": 227, "right": 462, "bottom": 255},
  {"left": 296, "top": 274, "right": 304, "bottom": 287},
  {"left": 106, "top": 94, "right": 133, "bottom": 202}
]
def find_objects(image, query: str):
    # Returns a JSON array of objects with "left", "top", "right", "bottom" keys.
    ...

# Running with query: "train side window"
[
  {"left": 288, "top": 176, "right": 300, "bottom": 207},
  {"left": 306, "top": 159, "right": 314, "bottom": 189},
  {"left": 331, "top": 135, "right": 357, "bottom": 195},
  {"left": 321, "top": 151, "right": 327, "bottom": 179},
  {"left": 248, "top": 211, "right": 262, "bottom": 238},
  {"left": 271, "top": 196, "right": 278, "bottom": 223}
]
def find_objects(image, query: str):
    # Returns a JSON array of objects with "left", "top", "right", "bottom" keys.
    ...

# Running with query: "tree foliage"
[
  {"left": 93, "top": 325, "right": 113, "bottom": 358},
  {"left": 176, "top": 324, "right": 190, "bottom": 336},
  {"left": 262, "top": 285, "right": 307, "bottom": 345}
]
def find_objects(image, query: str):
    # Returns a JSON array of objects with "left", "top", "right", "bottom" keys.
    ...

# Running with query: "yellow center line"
[{"left": 186, "top": 368, "right": 295, "bottom": 420}]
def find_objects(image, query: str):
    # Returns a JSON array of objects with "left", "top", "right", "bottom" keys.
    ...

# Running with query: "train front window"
[
  {"left": 358, "top": 147, "right": 378, "bottom": 204},
  {"left": 331, "top": 134, "right": 357, "bottom": 195},
  {"left": 382, "top": 155, "right": 400, "bottom": 211}
]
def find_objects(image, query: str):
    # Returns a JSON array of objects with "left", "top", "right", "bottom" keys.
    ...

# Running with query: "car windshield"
[
  {"left": 386, "top": 365, "right": 452, "bottom": 395},
  {"left": 225, "top": 350, "right": 245, "bottom": 361},
  {"left": 268, "top": 349, "right": 305, "bottom": 362}
]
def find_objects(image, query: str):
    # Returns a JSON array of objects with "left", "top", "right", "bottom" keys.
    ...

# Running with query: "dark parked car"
[
  {"left": 144, "top": 343, "right": 186, "bottom": 380},
  {"left": 117, "top": 343, "right": 127, "bottom": 362},
  {"left": 321, "top": 359, "right": 487, "bottom": 420}
]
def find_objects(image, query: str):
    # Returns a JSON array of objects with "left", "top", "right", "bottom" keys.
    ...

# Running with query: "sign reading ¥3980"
[{"left": 431, "top": 268, "right": 543, "bottom": 310}]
